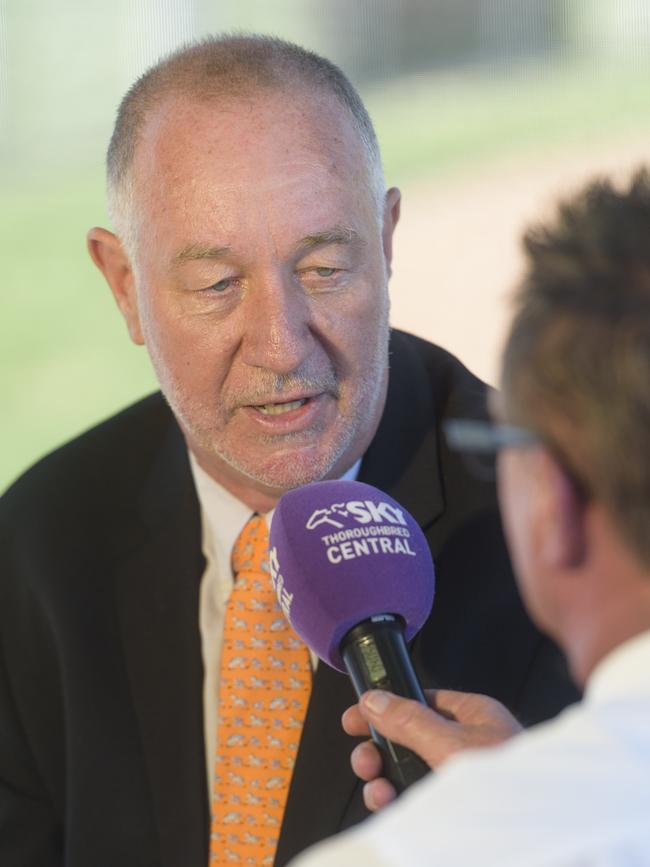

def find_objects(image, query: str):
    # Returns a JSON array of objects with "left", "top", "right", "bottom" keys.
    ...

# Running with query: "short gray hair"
[{"left": 106, "top": 34, "right": 385, "bottom": 252}]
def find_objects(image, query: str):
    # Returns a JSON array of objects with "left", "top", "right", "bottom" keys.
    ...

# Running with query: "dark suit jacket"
[{"left": 0, "top": 330, "right": 579, "bottom": 867}]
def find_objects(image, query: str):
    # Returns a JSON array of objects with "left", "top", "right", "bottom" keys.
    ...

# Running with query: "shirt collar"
[
  {"left": 585, "top": 628, "right": 650, "bottom": 704},
  {"left": 189, "top": 453, "right": 362, "bottom": 562},
  {"left": 188, "top": 453, "right": 252, "bottom": 565}
]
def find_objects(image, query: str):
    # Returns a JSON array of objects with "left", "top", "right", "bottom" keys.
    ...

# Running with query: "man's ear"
[
  {"left": 87, "top": 227, "right": 144, "bottom": 345},
  {"left": 535, "top": 449, "right": 586, "bottom": 569},
  {"left": 381, "top": 187, "right": 401, "bottom": 276}
]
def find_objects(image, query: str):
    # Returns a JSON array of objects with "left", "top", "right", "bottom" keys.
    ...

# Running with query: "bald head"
[{"left": 106, "top": 34, "right": 385, "bottom": 252}]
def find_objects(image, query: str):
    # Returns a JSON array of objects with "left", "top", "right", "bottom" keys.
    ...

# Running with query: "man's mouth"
[{"left": 255, "top": 398, "right": 309, "bottom": 416}]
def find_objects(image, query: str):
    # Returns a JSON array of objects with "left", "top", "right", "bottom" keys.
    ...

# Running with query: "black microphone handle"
[{"left": 340, "top": 614, "right": 431, "bottom": 794}]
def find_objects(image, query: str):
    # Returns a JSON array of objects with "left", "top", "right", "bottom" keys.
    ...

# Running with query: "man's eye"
[
  {"left": 299, "top": 266, "right": 346, "bottom": 292},
  {"left": 202, "top": 277, "right": 233, "bottom": 293}
]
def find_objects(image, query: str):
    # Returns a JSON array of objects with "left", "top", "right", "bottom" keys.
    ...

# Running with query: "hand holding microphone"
[
  {"left": 344, "top": 688, "right": 523, "bottom": 810},
  {"left": 269, "top": 479, "right": 435, "bottom": 793}
]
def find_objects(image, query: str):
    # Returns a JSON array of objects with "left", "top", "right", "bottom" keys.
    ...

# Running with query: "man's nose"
[{"left": 240, "top": 274, "right": 315, "bottom": 374}]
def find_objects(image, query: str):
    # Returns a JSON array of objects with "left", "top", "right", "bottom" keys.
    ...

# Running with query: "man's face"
[{"left": 116, "top": 88, "right": 398, "bottom": 506}]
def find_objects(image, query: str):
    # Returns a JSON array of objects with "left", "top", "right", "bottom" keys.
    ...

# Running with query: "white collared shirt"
[
  {"left": 291, "top": 630, "right": 650, "bottom": 866},
  {"left": 189, "top": 453, "right": 361, "bottom": 792}
]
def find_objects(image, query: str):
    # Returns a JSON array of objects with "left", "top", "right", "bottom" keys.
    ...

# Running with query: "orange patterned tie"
[{"left": 210, "top": 514, "right": 312, "bottom": 865}]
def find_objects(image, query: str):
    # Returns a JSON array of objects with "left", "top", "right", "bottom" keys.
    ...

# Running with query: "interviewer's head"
[
  {"left": 87, "top": 35, "right": 401, "bottom": 512},
  {"left": 495, "top": 169, "right": 650, "bottom": 677}
]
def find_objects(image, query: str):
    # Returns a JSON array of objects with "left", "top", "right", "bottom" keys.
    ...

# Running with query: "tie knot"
[{"left": 231, "top": 513, "right": 269, "bottom": 575}]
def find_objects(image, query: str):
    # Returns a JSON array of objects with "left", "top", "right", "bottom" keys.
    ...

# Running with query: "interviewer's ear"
[
  {"left": 87, "top": 227, "right": 144, "bottom": 345},
  {"left": 535, "top": 449, "right": 586, "bottom": 569}
]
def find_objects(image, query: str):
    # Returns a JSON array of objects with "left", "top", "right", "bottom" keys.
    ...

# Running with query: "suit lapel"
[
  {"left": 360, "top": 329, "right": 444, "bottom": 529},
  {"left": 114, "top": 422, "right": 209, "bottom": 867}
]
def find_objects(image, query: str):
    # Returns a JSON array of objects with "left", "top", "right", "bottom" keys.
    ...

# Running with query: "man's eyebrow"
[
  {"left": 172, "top": 243, "right": 232, "bottom": 265},
  {"left": 171, "top": 227, "right": 362, "bottom": 265},
  {"left": 298, "top": 226, "right": 364, "bottom": 250}
]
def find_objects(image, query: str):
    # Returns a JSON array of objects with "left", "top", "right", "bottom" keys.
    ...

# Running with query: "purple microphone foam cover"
[{"left": 269, "top": 479, "right": 435, "bottom": 672}]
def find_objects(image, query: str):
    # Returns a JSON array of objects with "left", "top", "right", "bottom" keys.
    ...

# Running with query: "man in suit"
[{"left": 0, "top": 35, "right": 578, "bottom": 867}]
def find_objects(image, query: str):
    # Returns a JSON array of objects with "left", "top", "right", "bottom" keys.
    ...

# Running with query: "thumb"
[{"left": 359, "top": 690, "right": 448, "bottom": 769}]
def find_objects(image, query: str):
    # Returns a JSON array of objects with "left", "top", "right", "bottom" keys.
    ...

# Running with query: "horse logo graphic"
[{"left": 305, "top": 503, "right": 349, "bottom": 530}]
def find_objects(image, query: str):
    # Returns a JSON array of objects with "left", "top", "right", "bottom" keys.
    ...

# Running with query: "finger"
[
  {"left": 358, "top": 690, "right": 448, "bottom": 767},
  {"left": 363, "top": 778, "right": 397, "bottom": 812},
  {"left": 427, "top": 689, "right": 523, "bottom": 734},
  {"left": 341, "top": 703, "right": 371, "bottom": 737},
  {"left": 421, "top": 688, "right": 460, "bottom": 720},
  {"left": 350, "top": 740, "right": 383, "bottom": 782},
  {"left": 427, "top": 688, "right": 496, "bottom": 718}
]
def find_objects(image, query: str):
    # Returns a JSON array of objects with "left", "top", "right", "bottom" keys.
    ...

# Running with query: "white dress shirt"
[
  {"left": 189, "top": 453, "right": 361, "bottom": 793},
  {"left": 291, "top": 630, "right": 650, "bottom": 867}
]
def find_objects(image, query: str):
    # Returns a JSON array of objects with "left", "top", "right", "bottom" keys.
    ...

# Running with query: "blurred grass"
[
  {"left": 2, "top": 61, "right": 650, "bottom": 492},
  {"left": 367, "top": 62, "right": 650, "bottom": 184},
  {"left": 1, "top": 174, "right": 157, "bottom": 490}
]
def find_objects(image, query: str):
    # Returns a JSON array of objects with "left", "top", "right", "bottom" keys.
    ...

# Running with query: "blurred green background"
[{"left": 2, "top": 0, "right": 650, "bottom": 493}]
